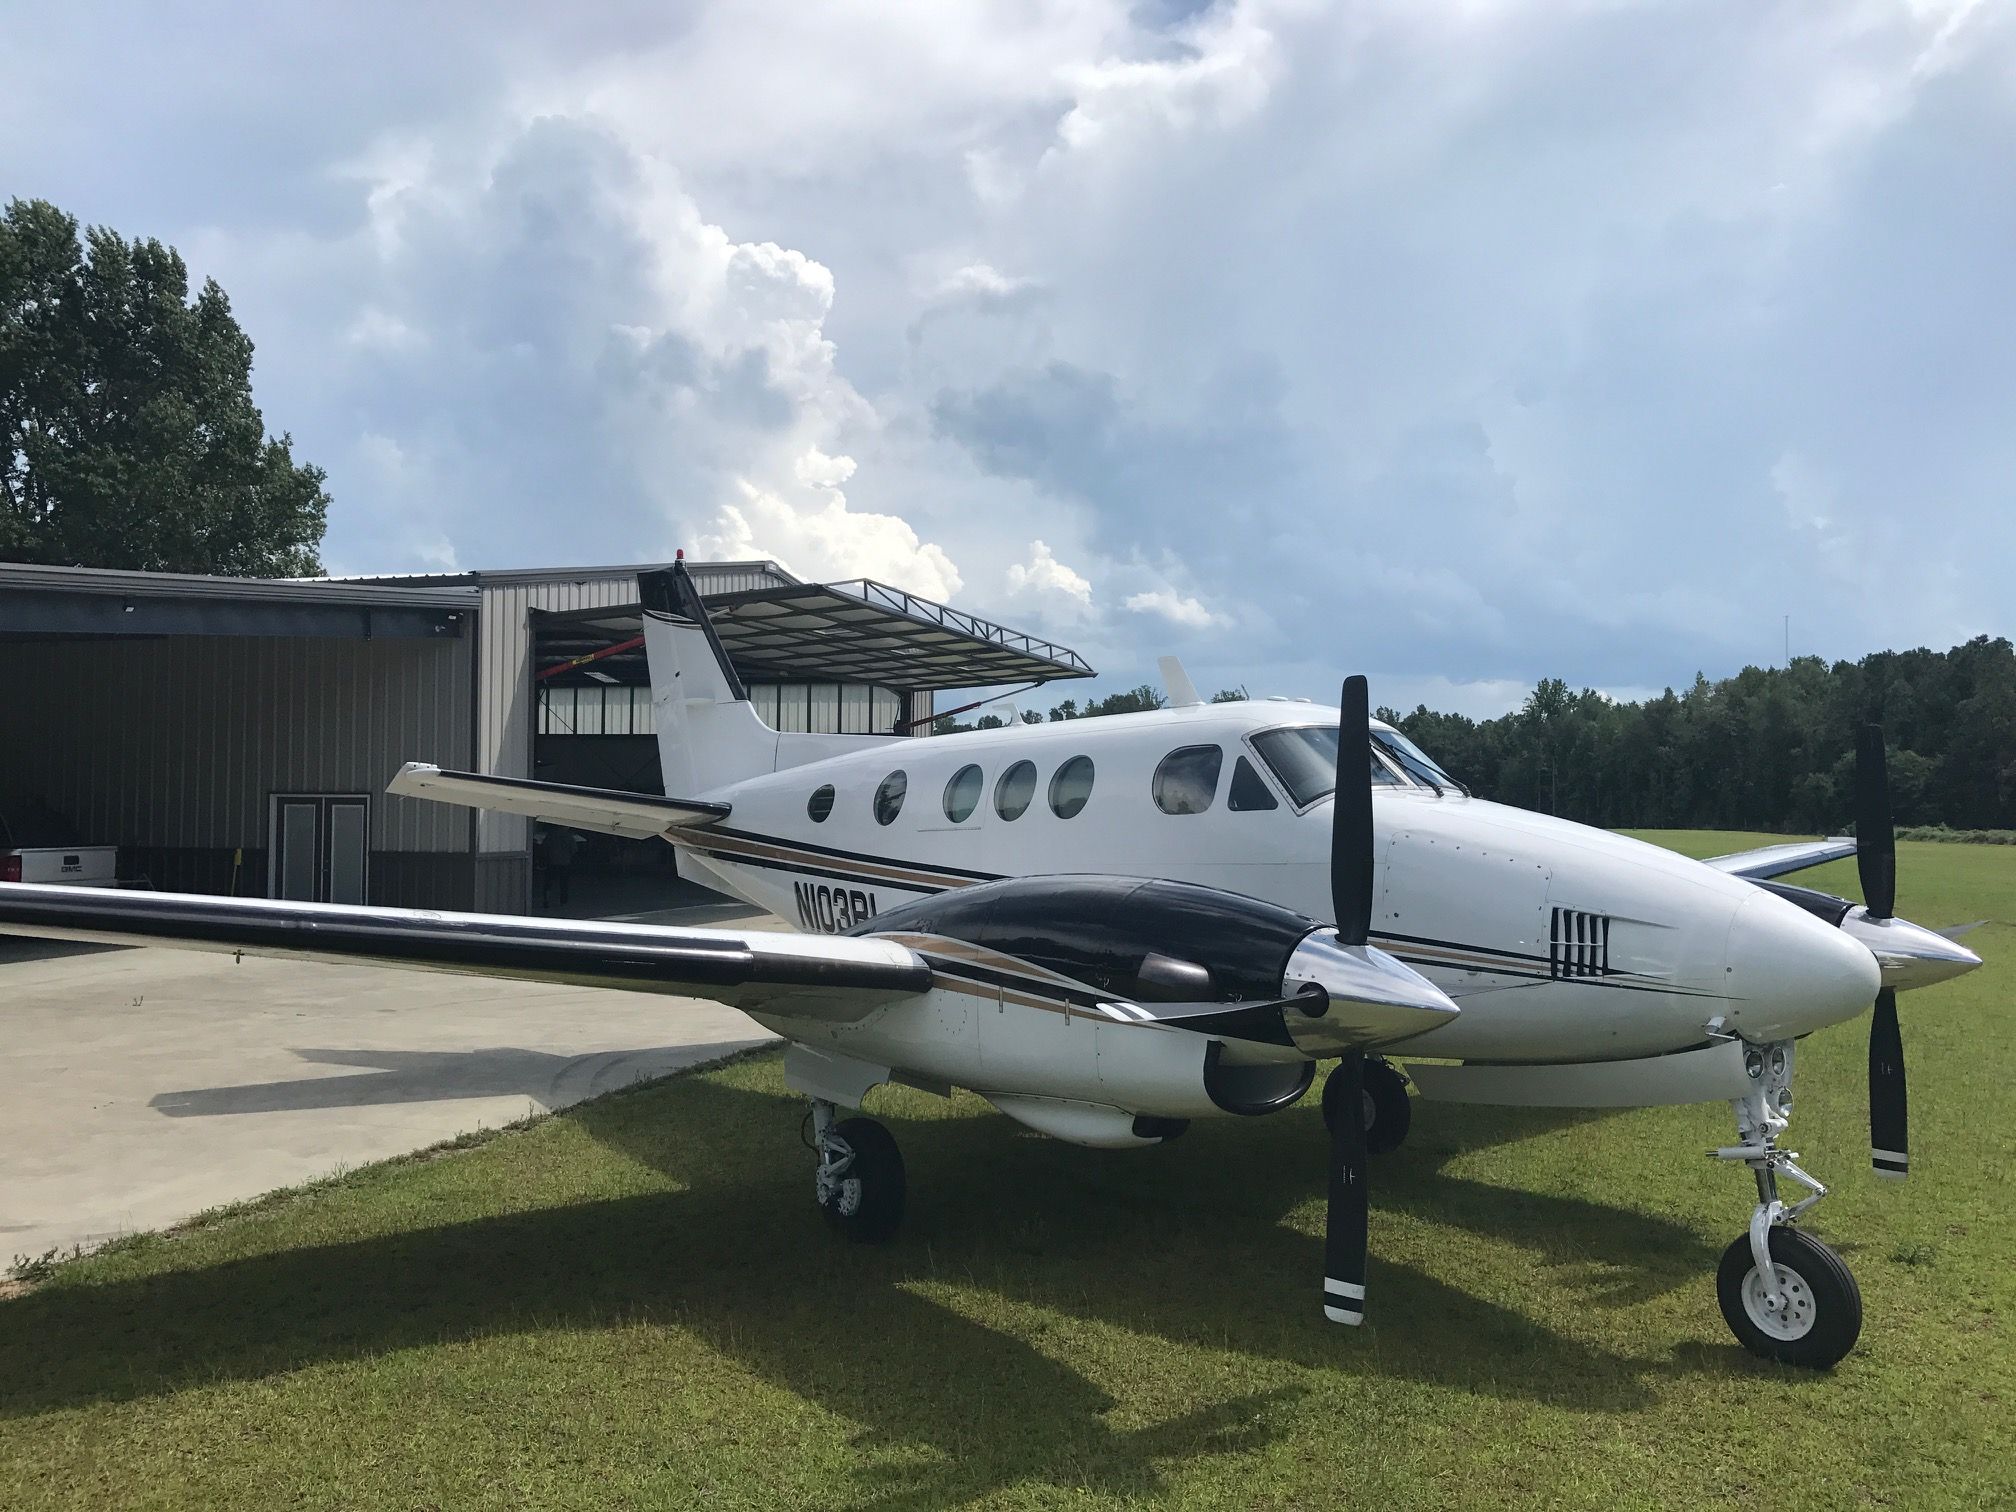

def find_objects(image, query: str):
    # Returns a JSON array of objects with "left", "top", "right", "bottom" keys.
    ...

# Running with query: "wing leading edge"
[
  {"left": 0, "top": 883, "right": 926, "bottom": 1023},
  {"left": 1704, "top": 837, "right": 1858, "bottom": 880}
]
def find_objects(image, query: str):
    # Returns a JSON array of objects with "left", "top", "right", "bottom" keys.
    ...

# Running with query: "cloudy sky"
[{"left": 7, "top": 0, "right": 2012, "bottom": 715}]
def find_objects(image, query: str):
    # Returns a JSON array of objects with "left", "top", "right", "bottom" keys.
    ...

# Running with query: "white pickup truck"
[{"left": 0, "top": 802, "right": 119, "bottom": 887}]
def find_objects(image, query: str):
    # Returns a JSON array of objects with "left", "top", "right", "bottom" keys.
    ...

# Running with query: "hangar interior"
[{"left": 0, "top": 559, "right": 1091, "bottom": 916}]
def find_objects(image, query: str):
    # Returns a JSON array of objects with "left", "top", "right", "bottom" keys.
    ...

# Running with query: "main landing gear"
[
  {"left": 1710, "top": 1039, "right": 1862, "bottom": 1369},
  {"left": 1322, "top": 1055, "right": 1412, "bottom": 1155},
  {"left": 809, "top": 1100, "right": 906, "bottom": 1243}
]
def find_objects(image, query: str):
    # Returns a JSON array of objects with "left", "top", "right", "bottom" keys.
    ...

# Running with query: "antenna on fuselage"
[{"left": 1159, "top": 655, "right": 1203, "bottom": 708}]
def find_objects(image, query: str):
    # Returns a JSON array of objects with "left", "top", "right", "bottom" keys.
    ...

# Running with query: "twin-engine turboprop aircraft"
[{"left": 0, "top": 562, "right": 1982, "bottom": 1369}]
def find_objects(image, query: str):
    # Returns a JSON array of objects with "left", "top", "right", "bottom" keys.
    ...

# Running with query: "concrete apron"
[{"left": 0, "top": 929, "right": 780, "bottom": 1262}]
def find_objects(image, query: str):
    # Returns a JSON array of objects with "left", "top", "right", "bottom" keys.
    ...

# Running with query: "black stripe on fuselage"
[
  {"left": 687, "top": 846, "right": 941, "bottom": 894},
  {"left": 704, "top": 826, "right": 1004, "bottom": 884},
  {"left": 696, "top": 833, "right": 1717, "bottom": 1001}
]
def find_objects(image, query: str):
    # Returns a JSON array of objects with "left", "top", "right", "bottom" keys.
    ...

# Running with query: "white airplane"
[{"left": 0, "top": 563, "right": 1982, "bottom": 1369}]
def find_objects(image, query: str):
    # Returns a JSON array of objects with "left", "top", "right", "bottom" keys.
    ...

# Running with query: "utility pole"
[{"left": 1784, "top": 614, "right": 1790, "bottom": 668}]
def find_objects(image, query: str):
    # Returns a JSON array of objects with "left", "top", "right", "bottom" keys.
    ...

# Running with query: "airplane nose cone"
[
  {"left": 1722, "top": 892, "right": 1882, "bottom": 1041},
  {"left": 1841, "top": 911, "right": 1985, "bottom": 991}
]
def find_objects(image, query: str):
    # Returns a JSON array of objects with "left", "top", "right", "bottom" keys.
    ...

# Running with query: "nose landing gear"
[
  {"left": 1708, "top": 1040, "right": 1863, "bottom": 1368},
  {"left": 1321, "top": 1055, "right": 1412, "bottom": 1154}
]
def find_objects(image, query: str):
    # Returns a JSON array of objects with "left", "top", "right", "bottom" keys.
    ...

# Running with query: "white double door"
[{"left": 269, "top": 793, "right": 369, "bottom": 904}]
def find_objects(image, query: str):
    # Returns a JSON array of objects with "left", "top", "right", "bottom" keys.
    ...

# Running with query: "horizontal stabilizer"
[{"left": 387, "top": 763, "right": 728, "bottom": 839}]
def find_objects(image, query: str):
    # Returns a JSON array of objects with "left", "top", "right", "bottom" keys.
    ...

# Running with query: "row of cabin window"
[{"left": 803, "top": 744, "right": 1283, "bottom": 828}]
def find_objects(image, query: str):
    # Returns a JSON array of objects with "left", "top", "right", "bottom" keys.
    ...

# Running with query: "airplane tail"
[
  {"left": 640, "top": 561, "right": 778, "bottom": 796},
  {"left": 639, "top": 559, "right": 895, "bottom": 797}
]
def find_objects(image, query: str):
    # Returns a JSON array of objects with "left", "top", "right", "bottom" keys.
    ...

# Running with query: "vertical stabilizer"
[{"left": 639, "top": 560, "right": 776, "bottom": 796}]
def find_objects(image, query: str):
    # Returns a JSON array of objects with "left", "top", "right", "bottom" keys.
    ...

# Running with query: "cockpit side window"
[
  {"left": 1250, "top": 726, "right": 1404, "bottom": 807},
  {"left": 1152, "top": 745, "right": 1223, "bottom": 815},
  {"left": 1226, "top": 754, "right": 1279, "bottom": 812}
]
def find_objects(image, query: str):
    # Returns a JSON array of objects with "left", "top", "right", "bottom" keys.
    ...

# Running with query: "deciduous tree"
[{"left": 1, "top": 198, "right": 328, "bottom": 575}]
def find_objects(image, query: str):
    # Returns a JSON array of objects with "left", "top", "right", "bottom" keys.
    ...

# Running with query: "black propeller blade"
[
  {"left": 1323, "top": 1050, "right": 1369, "bottom": 1327},
  {"left": 1869, "top": 988, "right": 1909, "bottom": 1180},
  {"left": 1323, "top": 677, "right": 1374, "bottom": 1326},
  {"left": 1333, "top": 675, "right": 1373, "bottom": 947},
  {"left": 1858, "top": 722, "right": 1907, "bottom": 1179}
]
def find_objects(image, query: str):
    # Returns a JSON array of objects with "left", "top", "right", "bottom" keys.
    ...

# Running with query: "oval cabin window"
[
  {"left": 1048, "top": 755, "right": 1095, "bottom": 819},
  {"left": 1152, "top": 745, "right": 1223, "bottom": 815},
  {"left": 873, "top": 771, "right": 908, "bottom": 826},
  {"left": 943, "top": 764, "right": 983, "bottom": 823},
  {"left": 995, "top": 760, "right": 1037, "bottom": 821},
  {"left": 807, "top": 785, "right": 835, "bottom": 823}
]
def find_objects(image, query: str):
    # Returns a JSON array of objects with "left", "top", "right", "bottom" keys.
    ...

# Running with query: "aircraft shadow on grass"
[
  {"left": 4, "top": 1070, "right": 1712, "bottom": 1508},
  {"left": 147, "top": 1043, "right": 776, "bottom": 1116}
]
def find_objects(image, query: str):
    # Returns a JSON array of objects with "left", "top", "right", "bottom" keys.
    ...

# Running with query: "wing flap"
[
  {"left": 387, "top": 763, "right": 727, "bottom": 840},
  {"left": 1703, "top": 838, "right": 1857, "bottom": 880},
  {"left": 0, "top": 883, "right": 926, "bottom": 1023}
]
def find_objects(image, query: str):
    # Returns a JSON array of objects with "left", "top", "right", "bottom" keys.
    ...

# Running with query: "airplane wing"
[
  {"left": 387, "top": 763, "right": 728, "bottom": 840},
  {"left": 1702, "top": 837, "right": 1858, "bottom": 880},
  {"left": 0, "top": 883, "right": 926, "bottom": 1024}
]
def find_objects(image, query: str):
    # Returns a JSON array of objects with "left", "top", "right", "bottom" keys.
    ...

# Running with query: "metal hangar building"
[{"left": 0, "top": 559, "right": 1090, "bottom": 914}]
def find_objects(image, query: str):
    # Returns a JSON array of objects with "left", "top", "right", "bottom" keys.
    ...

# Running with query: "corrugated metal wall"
[
  {"left": 0, "top": 634, "right": 471, "bottom": 852},
  {"left": 473, "top": 564, "right": 789, "bottom": 852}
]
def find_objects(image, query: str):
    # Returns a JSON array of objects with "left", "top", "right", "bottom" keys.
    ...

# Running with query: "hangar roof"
[
  {"left": 324, "top": 559, "right": 798, "bottom": 590},
  {"left": 0, "top": 560, "right": 1093, "bottom": 686},
  {"left": 0, "top": 562, "right": 472, "bottom": 640},
  {"left": 538, "top": 577, "right": 1094, "bottom": 690}
]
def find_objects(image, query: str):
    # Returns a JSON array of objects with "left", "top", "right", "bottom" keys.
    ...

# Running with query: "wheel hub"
[
  {"left": 835, "top": 1176, "right": 863, "bottom": 1217},
  {"left": 1742, "top": 1262, "right": 1817, "bottom": 1340}
]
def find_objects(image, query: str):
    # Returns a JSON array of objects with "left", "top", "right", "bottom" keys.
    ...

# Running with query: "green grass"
[{"left": 2, "top": 835, "right": 2012, "bottom": 1510}]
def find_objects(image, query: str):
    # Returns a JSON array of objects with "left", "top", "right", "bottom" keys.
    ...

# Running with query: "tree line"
[
  {"left": 940, "top": 639, "right": 2016, "bottom": 834},
  {"left": 1384, "top": 639, "right": 2016, "bottom": 833}
]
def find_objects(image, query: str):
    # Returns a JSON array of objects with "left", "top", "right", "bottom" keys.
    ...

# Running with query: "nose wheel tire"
[
  {"left": 1322, "top": 1056, "right": 1411, "bottom": 1154},
  {"left": 817, "top": 1115, "right": 906, "bottom": 1243},
  {"left": 1716, "top": 1226, "right": 1862, "bottom": 1369}
]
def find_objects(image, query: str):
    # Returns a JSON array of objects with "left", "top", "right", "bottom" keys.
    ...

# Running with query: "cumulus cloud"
[
  {"left": 696, "top": 451, "right": 964, "bottom": 600},
  {"left": 13, "top": 0, "right": 2014, "bottom": 700},
  {"left": 1124, "top": 588, "right": 1230, "bottom": 630},
  {"left": 202, "top": 112, "right": 964, "bottom": 594},
  {"left": 1005, "top": 539, "right": 1093, "bottom": 609}
]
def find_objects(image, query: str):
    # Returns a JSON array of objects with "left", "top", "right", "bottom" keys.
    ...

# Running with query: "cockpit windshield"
[
  {"left": 1372, "top": 729, "right": 1463, "bottom": 793},
  {"left": 1249, "top": 726, "right": 1403, "bottom": 806},
  {"left": 1249, "top": 724, "right": 1463, "bottom": 804}
]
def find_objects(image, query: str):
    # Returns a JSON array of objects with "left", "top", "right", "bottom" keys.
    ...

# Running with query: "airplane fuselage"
[{"left": 665, "top": 700, "right": 1877, "bottom": 1069}]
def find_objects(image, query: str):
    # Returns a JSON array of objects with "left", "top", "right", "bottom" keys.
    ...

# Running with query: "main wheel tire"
[
  {"left": 1321, "top": 1057, "right": 1412, "bottom": 1154},
  {"left": 1716, "top": 1226, "right": 1862, "bottom": 1369},
  {"left": 818, "top": 1116, "right": 906, "bottom": 1243}
]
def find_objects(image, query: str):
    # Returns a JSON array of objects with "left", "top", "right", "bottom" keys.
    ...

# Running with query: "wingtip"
[{"left": 385, "top": 761, "right": 442, "bottom": 796}]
